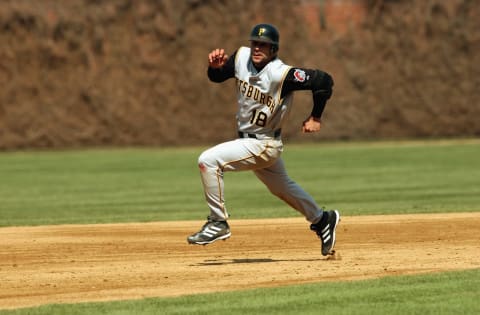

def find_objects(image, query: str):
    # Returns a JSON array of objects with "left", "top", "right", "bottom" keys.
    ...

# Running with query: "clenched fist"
[
  {"left": 208, "top": 48, "right": 228, "bottom": 68},
  {"left": 302, "top": 116, "right": 322, "bottom": 133}
]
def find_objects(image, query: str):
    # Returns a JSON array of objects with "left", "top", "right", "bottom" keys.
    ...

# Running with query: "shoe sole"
[
  {"left": 188, "top": 232, "right": 231, "bottom": 245},
  {"left": 326, "top": 210, "right": 340, "bottom": 255}
]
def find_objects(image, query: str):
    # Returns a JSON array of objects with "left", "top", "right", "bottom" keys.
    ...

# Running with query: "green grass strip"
[
  {"left": 3, "top": 268, "right": 479, "bottom": 315},
  {"left": 1, "top": 139, "right": 480, "bottom": 226}
]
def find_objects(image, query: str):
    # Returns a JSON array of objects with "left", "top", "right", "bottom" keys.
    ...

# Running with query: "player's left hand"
[{"left": 302, "top": 116, "right": 322, "bottom": 133}]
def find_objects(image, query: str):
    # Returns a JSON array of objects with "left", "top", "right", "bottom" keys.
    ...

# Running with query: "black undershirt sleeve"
[
  {"left": 281, "top": 68, "right": 334, "bottom": 119},
  {"left": 207, "top": 51, "right": 237, "bottom": 82}
]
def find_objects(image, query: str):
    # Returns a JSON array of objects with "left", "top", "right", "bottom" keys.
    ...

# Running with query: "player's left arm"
[{"left": 281, "top": 68, "right": 334, "bottom": 133}]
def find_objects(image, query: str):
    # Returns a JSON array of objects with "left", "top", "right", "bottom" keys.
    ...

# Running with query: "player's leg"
[
  {"left": 197, "top": 138, "right": 282, "bottom": 220},
  {"left": 253, "top": 158, "right": 340, "bottom": 255},
  {"left": 253, "top": 157, "right": 323, "bottom": 223},
  {"left": 188, "top": 139, "right": 282, "bottom": 245}
]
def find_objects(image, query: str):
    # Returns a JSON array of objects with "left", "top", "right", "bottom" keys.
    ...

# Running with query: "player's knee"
[
  {"left": 198, "top": 151, "right": 215, "bottom": 170},
  {"left": 198, "top": 152, "right": 207, "bottom": 165},
  {"left": 198, "top": 155, "right": 207, "bottom": 171}
]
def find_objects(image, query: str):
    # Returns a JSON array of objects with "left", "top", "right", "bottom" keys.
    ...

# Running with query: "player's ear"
[{"left": 270, "top": 44, "right": 278, "bottom": 55}]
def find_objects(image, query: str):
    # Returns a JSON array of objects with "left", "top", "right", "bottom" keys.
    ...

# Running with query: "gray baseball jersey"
[{"left": 235, "top": 46, "right": 292, "bottom": 138}]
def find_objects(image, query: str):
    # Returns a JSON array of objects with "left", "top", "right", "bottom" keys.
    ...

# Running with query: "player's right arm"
[{"left": 207, "top": 49, "right": 236, "bottom": 82}]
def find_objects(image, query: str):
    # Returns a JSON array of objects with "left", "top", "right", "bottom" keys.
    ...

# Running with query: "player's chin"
[{"left": 251, "top": 55, "right": 265, "bottom": 64}]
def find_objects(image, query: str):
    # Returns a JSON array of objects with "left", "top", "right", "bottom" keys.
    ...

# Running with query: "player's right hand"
[{"left": 208, "top": 48, "right": 228, "bottom": 68}]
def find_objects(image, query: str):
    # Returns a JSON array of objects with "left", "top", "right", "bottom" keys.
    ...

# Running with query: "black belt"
[{"left": 238, "top": 129, "right": 281, "bottom": 139}]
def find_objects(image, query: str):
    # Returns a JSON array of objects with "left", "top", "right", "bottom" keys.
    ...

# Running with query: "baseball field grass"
[
  {"left": 1, "top": 139, "right": 479, "bottom": 314},
  {"left": 2, "top": 268, "right": 479, "bottom": 315},
  {"left": 1, "top": 139, "right": 479, "bottom": 226}
]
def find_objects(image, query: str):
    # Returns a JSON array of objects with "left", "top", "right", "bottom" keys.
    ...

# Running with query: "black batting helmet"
[{"left": 249, "top": 23, "right": 279, "bottom": 52}]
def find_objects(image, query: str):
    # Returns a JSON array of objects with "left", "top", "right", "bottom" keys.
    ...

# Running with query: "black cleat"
[
  {"left": 310, "top": 210, "right": 340, "bottom": 256},
  {"left": 187, "top": 217, "right": 231, "bottom": 245}
]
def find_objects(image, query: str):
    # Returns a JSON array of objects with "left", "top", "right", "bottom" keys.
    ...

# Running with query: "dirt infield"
[{"left": 1, "top": 213, "right": 479, "bottom": 310}]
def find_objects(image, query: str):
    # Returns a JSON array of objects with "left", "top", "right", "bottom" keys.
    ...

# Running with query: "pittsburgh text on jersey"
[{"left": 236, "top": 78, "right": 275, "bottom": 113}]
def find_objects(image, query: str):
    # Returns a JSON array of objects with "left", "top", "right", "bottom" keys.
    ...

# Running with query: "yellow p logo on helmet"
[{"left": 249, "top": 24, "right": 279, "bottom": 52}]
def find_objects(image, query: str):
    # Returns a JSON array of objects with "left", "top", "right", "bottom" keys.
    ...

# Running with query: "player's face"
[{"left": 250, "top": 40, "right": 275, "bottom": 68}]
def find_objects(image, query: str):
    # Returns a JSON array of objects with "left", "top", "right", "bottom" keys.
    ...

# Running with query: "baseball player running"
[{"left": 187, "top": 23, "right": 340, "bottom": 256}]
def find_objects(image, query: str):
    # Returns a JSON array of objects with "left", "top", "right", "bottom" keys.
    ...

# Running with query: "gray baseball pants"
[{"left": 197, "top": 138, "right": 324, "bottom": 223}]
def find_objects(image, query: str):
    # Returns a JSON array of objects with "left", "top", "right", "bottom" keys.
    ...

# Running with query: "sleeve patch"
[{"left": 293, "top": 69, "right": 309, "bottom": 82}]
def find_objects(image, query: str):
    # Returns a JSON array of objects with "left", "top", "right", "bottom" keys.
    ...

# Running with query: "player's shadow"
[{"left": 191, "top": 257, "right": 323, "bottom": 266}]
